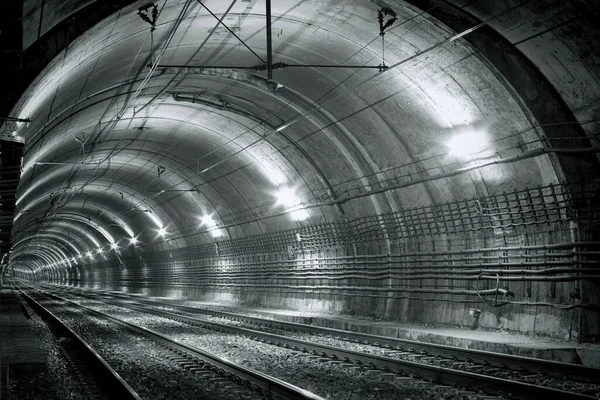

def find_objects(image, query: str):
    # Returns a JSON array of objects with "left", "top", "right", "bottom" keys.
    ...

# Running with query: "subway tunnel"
[{"left": 1, "top": 0, "right": 600, "bottom": 397}]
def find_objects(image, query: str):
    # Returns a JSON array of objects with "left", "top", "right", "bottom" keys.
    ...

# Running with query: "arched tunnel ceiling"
[{"left": 3, "top": 0, "right": 599, "bottom": 272}]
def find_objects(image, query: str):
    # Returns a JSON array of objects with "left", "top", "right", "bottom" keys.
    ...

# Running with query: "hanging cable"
[
  {"left": 138, "top": 2, "right": 159, "bottom": 63},
  {"left": 273, "top": 0, "right": 537, "bottom": 134},
  {"left": 195, "top": 0, "right": 265, "bottom": 63},
  {"left": 377, "top": 7, "right": 397, "bottom": 71},
  {"left": 28, "top": 0, "right": 187, "bottom": 235},
  {"left": 198, "top": 0, "right": 536, "bottom": 175},
  {"left": 194, "top": 2, "right": 450, "bottom": 169}
]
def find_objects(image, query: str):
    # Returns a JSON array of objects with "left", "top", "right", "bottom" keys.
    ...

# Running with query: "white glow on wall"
[
  {"left": 274, "top": 187, "right": 300, "bottom": 207},
  {"left": 406, "top": 75, "right": 475, "bottom": 128},
  {"left": 122, "top": 224, "right": 135, "bottom": 239},
  {"left": 273, "top": 186, "right": 309, "bottom": 221},
  {"left": 87, "top": 235, "right": 101, "bottom": 249},
  {"left": 16, "top": 186, "right": 136, "bottom": 241},
  {"left": 447, "top": 130, "right": 489, "bottom": 158},
  {"left": 254, "top": 153, "right": 288, "bottom": 186},
  {"left": 20, "top": 158, "right": 36, "bottom": 178},
  {"left": 147, "top": 211, "right": 163, "bottom": 229},
  {"left": 290, "top": 208, "right": 310, "bottom": 221},
  {"left": 200, "top": 214, "right": 217, "bottom": 228},
  {"left": 96, "top": 226, "right": 116, "bottom": 247},
  {"left": 199, "top": 214, "right": 223, "bottom": 237},
  {"left": 158, "top": 227, "right": 167, "bottom": 237},
  {"left": 210, "top": 229, "right": 223, "bottom": 238}
]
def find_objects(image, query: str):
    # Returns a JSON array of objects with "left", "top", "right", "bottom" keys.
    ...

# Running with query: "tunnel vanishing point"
[{"left": 1, "top": 0, "right": 599, "bottom": 341}]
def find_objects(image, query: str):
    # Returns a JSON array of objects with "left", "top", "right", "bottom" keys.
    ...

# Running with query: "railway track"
[
  {"left": 15, "top": 286, "right": 141, "bottom": 400},
  {"left": 46, "top": 284, "right": 600, "bottom": 399},
  {"left": 18, "top": 283, "right": 325, "bottom": 400}
]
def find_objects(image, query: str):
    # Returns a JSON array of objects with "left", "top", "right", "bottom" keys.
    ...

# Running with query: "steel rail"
[
  {"left": 14, "top": 285, "right": 142, "bottom": 400},
  {"left": 28, "top": 284, "right": 324, "bottom": 400},
  {"left": 68, "top": 286, "right": 600, "bottom": 380},
  {"left": 55, "top": 286, "right": 597, "bottom": 400}
]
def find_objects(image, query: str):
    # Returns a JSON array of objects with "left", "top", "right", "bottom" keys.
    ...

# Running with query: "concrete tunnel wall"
[{"left": 5, "top": 0, "right": 600, "bottom": 341}]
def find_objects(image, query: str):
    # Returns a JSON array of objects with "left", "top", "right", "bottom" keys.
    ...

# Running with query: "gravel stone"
[
  {"left": 32, "top": 294, "right": 259, "bottom": 400},
  {"left": 68, "top": 295, "right": 502, "bottom": 400}
]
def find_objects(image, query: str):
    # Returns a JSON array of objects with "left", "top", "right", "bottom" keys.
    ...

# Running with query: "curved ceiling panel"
[{"left": 6, "top": 0, "right": 596, "bottom": 272}]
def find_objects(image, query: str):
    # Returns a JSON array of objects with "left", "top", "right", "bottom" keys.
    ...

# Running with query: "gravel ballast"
[
  {"left": 93, "top": 293, "right": 600, "bottom": 399},
  {"left": 65, "top": 294, "right": 496, "bottom": 400},
  {"left": 30, "top": 295, "right": 259, "bottom": 400}
]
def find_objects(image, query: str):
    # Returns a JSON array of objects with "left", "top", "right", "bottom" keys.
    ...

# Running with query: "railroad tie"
[{"left": 380, "top": 373, "right": 395, "bottom": 381}]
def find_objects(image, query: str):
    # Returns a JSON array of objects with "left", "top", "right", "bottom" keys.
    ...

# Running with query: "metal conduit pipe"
[
  {"left": 134, "top": 242, "right": 600, "bottom": 265},
  {"left": 103, "top": 281, "right": 512, "bottom": 297},
  {"left": 133, "top": 241, "right": 600, "bottom": 262},
  {"left": 330, "top": 147, "right": 600, "bottom": 206},
  {"left": 192, "top": 273, "right": 600, "bottom": 282},
  {"left": 158, "top": 257, "right": 597, "bottom": 269},
  {"left": 155, "top": 259, "right": 597, "bottom": 272},
  {"left": 128, "top": 283, "right": 591, "bottom": 310},
  {"left": 179, "top": 266, "right": 600, "bottom": 276}
]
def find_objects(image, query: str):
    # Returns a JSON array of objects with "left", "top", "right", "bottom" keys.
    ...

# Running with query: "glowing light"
[
  {"left": 290, "top": 209, "right": 310, "bottom": 221},
  {"left": 97, "top": 248, "right": 103, "bottom": 254},
  {"left": 275, "top": 186, "right": 300, "bottom": 207},
  {"left": 254, "top": 154, "right": 288, "bottom": 185},
  {"left": 87, "top": 251, "right": 93, "bottom": 259},
  {"left": 111, "top": 243, "right": 120, "bottom": 251},
  {"left": 72, "top": 257, "right": 77, "bottom": 263},
  {"left": 199, "top": 214, "right": 223, "bottom": 237},
  {"left": 158, "top": 227, "right": 167, "bottom": 237},
  {"left": 447, "top": 130, "right": 489, "bottom": 158},
  {"left": 130, "top": 237, "right": 138, "bottom": 245},
  {"left": 147, "top": 212, "right": 163, "bottom": 229},
  {"left": 273, "top": 186, "right": 309, "bottom": 221},
  {"left": 405, "top": 76, "right": 475, "bottom": 128},
  {"left": 200, "top": 214, "right": 217, "bottom": 228}
]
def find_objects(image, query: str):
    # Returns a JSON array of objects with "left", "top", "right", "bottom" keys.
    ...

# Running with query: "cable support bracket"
[
  {"left": 377, "top": 7, "right": 397, "bottom": 72},
  {"left": 137, "top": 3, "right": 158, "bottom": 31}
]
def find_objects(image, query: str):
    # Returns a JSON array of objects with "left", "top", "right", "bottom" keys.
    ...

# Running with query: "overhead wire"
[
  {"left": 195, "top": 0, "right": 266, "bottom": 63},
  {"left": 194, "top": 1, "right": 450, "bottom": 168},
  {"left": 65, "top": 0, "right": 191, "bottom": 203},
  {"left": 53, "top": 0, "right": 175, "bottom": 201},
  {"left": 23, "top": 0, "right": 464, "bottom": 225},
  {"left": 197, "top": 0, "right": 535, "bottom": 175},
  {"left": 20, "top": 0, "right": 576, "bottom": 255},
  {"left": 273, "top": 0, "right": 537, "bottom": 134},
  {"left": 23, "top": 0, "right": 185, "bottom": 242}
]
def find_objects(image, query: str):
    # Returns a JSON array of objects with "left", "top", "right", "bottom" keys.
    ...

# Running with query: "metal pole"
[{"left": 266, "top": 0, "right": 273, "bottom": 80}]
